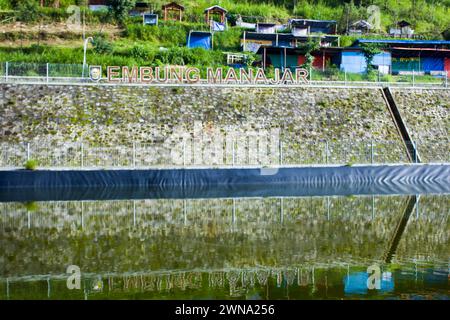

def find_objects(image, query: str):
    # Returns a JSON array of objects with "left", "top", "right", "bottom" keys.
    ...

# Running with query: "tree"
[
  {"left": 298, "top": 39, "right": 321, "bottom": 70},
  {"left": 16, "top": 0, "right": 40, "bottom": 23},
  {"left": 360, "top": 42, "right": 383, "bottom": 74},
  {"left": 107, "top": 0, "right": 135, "bottom": 26}
]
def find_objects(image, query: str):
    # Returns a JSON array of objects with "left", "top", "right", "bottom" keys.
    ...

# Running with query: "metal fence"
[
  {"left": 0, "top": 62, "right": 448, "bottom": 88},
  {"left": 1, "top": 138, "right": 448, "bottom": 168}
]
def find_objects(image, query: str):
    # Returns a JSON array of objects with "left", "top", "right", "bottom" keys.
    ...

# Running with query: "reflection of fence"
[{"left": 1, "top": 139, "right": 448, "bottom": 168}]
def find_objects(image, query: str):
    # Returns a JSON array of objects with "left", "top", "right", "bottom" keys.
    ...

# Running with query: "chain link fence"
[{"left": 1, "top": 138, "right": 448, "bottom": 168}]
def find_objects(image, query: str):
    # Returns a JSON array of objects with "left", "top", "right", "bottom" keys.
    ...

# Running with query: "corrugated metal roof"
[{"left": 357, "top": 39, "right": 450, "bottom": 45}]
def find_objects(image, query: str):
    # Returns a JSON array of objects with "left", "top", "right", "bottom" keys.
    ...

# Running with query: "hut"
[
  {"left": 289, "top": 19, "right": 337, "bottom": 35},
  {"left": 162, "top": 2, "right": 184, "bottom": 21},
  {"left": 88, "top": 0, "right": 108, "bottom": 11},
  {"left": 130, "top": 2, "right": 150, "bottom": 16},
  {"left": 256, "top": 23, "right": 277, "bottom": 34},
  {"left": 204, "top": 5, "right": 227, "bottom": 24},
  {"left": 348, "top": 20, "right": 372, "bottom": 35},
  {"left": 389, "top": 20, "right": 414, "bottom": 38}
]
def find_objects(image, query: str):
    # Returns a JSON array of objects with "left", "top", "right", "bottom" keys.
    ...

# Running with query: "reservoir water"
[{"left": 0, "top": 190, "right": 448, "bottom": 300}]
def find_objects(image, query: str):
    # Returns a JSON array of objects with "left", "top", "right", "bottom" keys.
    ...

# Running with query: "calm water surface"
[{"left": 0, "top": 193, "right": 448, "bottom": 299}]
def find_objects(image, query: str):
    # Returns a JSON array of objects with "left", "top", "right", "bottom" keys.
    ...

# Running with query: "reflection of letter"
[
  {"left": 67, "top": 265, "right": 81, "bottom": 290},
  {"left": 367, "top": 264, "right": 381, "bottom": 290},
  {"left": 107, "top": 66, "right": 120, "bottom": 82}
]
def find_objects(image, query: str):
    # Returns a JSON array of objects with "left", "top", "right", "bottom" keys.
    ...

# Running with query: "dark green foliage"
[
  {"left": 16, "top": 0, "right": 39, "bottom": 22},
  {"left": 107, "top": 0, "right": 135, "bottom": 25},
  {"left": 360, "top": 42, "right": 383, "bottom": 73},
  {"left": 92, "top": 34, "right": 114, "bottom": 55}
]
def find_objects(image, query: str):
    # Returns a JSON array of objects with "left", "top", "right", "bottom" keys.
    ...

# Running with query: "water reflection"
[{"left": 0, "top": 194, "right": 448, "bottom": 299}]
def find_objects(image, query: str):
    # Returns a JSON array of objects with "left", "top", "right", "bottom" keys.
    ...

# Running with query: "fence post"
[
  {"left": 414, "top": 140, "right": 418, "bottom": 163},
  {"left": 27, "top": 142, "right": 30, "bottom": 161},
  {"left": 46, "top": 63, "right": 49, "bottom": 83},
  {"left": 183, "top": 139, "right": 186, "bottom": 167},
  {"left": 279, "top": 140, "right": 283, "bottom": 165},
  {"left": 133, "top": 142, "right": 136, "bottom": 168},
  {"left": 325, "top": 140, "right": 329, "bottom": 164},
  {"left": 412, "top": 69, "right": 415, "bottom": 87},
  {"left": 5, "top": 61, "right": 8, "bottom": 81},
  {"left": 344, "top": 70, "right": 347, "bottom": 86},
  {"left": 370, "top": 140, "right": 374, "bottom": 164},
  {"left": 232, "top": 137, "right": 235, "bottom": 166},
  {"left": 309, "top": 66, "right": 312, "bottom": 83},
  {"left": 80, "top": 142, "right": 84, "bottom": 167}
]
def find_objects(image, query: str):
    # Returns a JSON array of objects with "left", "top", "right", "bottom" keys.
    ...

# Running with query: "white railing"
[{"left": 1, "top": 139, "right": 448, "bottom": 169}]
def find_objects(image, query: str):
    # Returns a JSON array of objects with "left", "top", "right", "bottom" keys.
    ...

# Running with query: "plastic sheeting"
[
  {"left": 210, "top": 21, "right": 226, "bottom": 31},
  {"left": 421, "top": 57, "right": 444, "bottom": 72},
  {"left": 341, "top": 51, "right": 391, "bottom": 74},
  {"left": 1, "top": 165, "right": 449, "bottom": 202},
  {"left": 187, "top": 32, "right": 212, "bottom": 50}
]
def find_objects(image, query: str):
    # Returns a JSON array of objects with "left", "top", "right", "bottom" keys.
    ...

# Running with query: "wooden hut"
[
  {"left": 204, "top": 5, "right": 227, "bottom": 24},
  {"left": 162, "top": 2, "right": 184, "bottom": 22}
]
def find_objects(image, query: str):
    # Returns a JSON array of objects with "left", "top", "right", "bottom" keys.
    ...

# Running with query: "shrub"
[
  {"left": 92, "top": 34, "right": 114, "bottom": 55},
  {"left": 130, "top": 45, "right": 149, "bottom": 61},
  {"left": 16, "top": 0, "right": 39, "bottom": 23},
  {"left": 24, "top": 159, "right": 38, "bottom": 170},
  {"left": 107, "top": 0, "right": 135, "bottom": 26}
]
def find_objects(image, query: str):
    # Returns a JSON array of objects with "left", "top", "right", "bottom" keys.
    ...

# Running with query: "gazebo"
[
  {"left": 162, "top": 2, "right": 185, "bottom": 22},
  {"left": 204, "top": 5, "right": 227, "bottom": 24}
]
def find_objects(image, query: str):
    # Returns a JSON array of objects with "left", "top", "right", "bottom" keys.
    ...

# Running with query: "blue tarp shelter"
[
  {"left": 340, "top": 50, "right": 391, "bottom": 74},
  {"left": 187, "top": 31, "right": 212, "bottom": 50}
]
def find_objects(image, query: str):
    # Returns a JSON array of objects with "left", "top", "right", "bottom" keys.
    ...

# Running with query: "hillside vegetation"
[{"left": 0, "top": 0, "right": 448, "bottom": 72}]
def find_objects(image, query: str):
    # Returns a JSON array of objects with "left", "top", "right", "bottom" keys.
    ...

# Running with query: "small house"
[
  {"left": 289, "top": 19, "right": 337, "bottom": 35},
  {"left": 88, "top": 0, "right": 108, "bottom": 11},
  {"left": 349, "top": 20, "right": 372, "bottom": 35},
  {"left": 256, "top": 23, "right": 277, "bottom": 34},
  {"left": 130, "top": 2, "right": 150, "bottom": 16},
  {"left": 389, "top": 20, "right": 414, "bottom": 38},
  {"left": 162, "top": 2, "right": 184, "bottom": 21}
]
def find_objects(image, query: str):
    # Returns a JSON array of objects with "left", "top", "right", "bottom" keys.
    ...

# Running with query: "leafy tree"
[
  {"left": 92, "top": 33, "right": 113, "bottom": 55},
  {"left": 107, "top": 0, "right": 135, "bottom": 26},
  {"left": 360, "top": 42, "right": 383, "bottom": 74},
  {"left": 16, "top": 0, "right": 40, "bottom": 22},
  {"left": 298, "top": 39, "right": 321, "bottom": 69}
]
